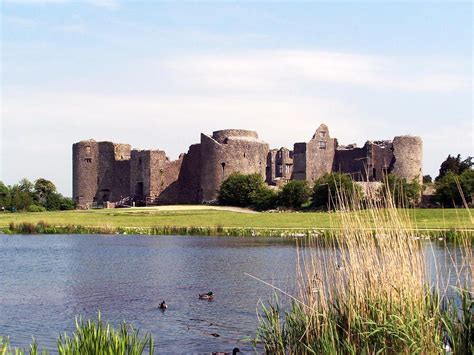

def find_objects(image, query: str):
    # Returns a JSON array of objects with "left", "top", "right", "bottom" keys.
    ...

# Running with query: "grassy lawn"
[{"left": 0, "top": 207, "right": 472, "bottom": 230}]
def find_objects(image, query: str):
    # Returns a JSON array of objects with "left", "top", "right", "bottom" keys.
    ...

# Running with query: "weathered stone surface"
[{"left": 72, "top": 125, "right": 423, "bottom": 208}]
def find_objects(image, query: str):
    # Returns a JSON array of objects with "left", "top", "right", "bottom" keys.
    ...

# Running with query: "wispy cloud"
[
  {"left": 3, "top": 0, "right": 119, "bottom": 9},
  {"left": 165, "top": 50, "right": 470, "bottom": 93},
  {"left": 2, "top": 14, "right": 39, "bottom": 27}
]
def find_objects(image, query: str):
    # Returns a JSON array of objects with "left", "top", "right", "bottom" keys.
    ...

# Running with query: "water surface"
[{"left": 0, "top": 234, "right": 469, "bottom": 354}]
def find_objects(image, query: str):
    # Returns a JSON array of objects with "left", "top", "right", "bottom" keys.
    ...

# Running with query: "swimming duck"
[
  {"left": 212, "top": 347, "right": 240, "bottom": 355},
  {"left": 159, "top": 301, "right": 168, "bottom": 309},
  {"left": 199, "top": 291, "right": 215, "bottom": 301}
]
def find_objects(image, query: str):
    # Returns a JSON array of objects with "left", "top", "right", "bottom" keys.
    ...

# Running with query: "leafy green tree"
[
  {"left": 436, "top": 154, "right": 473, "bottom": 181},
  {"left": 34, "top": 178, "right": 57, "bottom": 206},
  {"left": 249, "top": 186, "right": 278, "bottom": 211},
  {"left": 9, "top": 179, "right": 34, "bottom": 211},
  {"left": 434, "top": 169, "right": 474, "bottom": 207},
  {"left": 381, "top": 174, "right": 422, "bottom": 207},
  {"left": 312, "top": 173, "right": 360, "bottom": 210},
  {"left": 218, "top": 173, "right": 267, "bottom": 207},
  {"left": 0, "top": 181, "right": 10, "bottom": 209},
  {"left": 278, "top": 180, "right": 311, "bottom": 209}
]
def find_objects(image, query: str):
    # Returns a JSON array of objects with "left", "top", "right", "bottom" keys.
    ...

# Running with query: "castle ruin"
[{"left": 73, "top": 124, "right": 422, "bottom": 208}]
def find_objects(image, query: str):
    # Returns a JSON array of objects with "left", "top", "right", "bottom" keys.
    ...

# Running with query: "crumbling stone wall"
[
  {"left": 267, "top": 148, "right": 293, "bottom": 185},
  {"left": 96, "top": 142, "right": 131, "bottom": 203},
  {"left": 293, "top": 124, "right": 336, "bottom": 184},
  {"left": 200, "top": 130, "right": 269, "bottom": 202}
]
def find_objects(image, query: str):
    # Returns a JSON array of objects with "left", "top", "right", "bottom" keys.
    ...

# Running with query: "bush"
[
  {"left": 312, "top": 173, "right": 359, "bottom": 210},
  {"left": 381, "top": 174, "right": 422, "bottom": 207},
  {"left": 27, "top": 204, "right": 47, "bottom": 212},
  {"left": 434, "top": 169, "right": 474, "bottom": 207},
  {"left": 59, "top": 197, "right": 75, "bottom": 210},
  {"left": 218, "top": 173, "right": 266, "bottom": 207},
  {"left": 278, "top": 180, "right": 311, "bottom": 209},
  {"left": 249, "top": 186, "right": 278, "bottom": 211}
]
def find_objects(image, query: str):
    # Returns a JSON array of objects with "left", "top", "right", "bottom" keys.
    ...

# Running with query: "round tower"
[
  {"left": 391, "top": 136, "right": 422, "bottom": 183},
  {"left": 200, "top": 129, "right": 269, "bottom": 202},
  {"left": 72, "top": 140, "right": 99, "bottom": 209}
]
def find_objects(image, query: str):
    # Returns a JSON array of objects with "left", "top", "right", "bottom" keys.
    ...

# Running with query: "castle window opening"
[
  {"left": 319, "top": 141, "right": 327, "bottom": 149},
  {"left": 319, "top": 131, "right": 326, "bottom": 138},
  {"left": 221, "top": 162, "right": 226, "bottom": 178},
  {"left": 85, "top": 158, "right": 92, "bottom": 163},
  {"left": 278, "top": 165, "right": 283, "bottom": 175}
]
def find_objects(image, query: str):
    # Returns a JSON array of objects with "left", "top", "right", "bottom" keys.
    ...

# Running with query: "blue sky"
[{"left": 1, "top": 0, "right": 472, "bottom": 196}]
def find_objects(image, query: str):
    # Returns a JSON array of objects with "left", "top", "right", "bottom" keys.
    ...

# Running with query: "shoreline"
[{"left": 1, "top": 222, "right": 472, "bottom": 240}]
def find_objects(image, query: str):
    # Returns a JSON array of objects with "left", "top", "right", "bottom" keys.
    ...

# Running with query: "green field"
[{"left": 0, "top": 206, "right": 472, "bottom": 231}]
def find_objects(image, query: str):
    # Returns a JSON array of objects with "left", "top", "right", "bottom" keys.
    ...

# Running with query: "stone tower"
[
  {"left": 199, "top": 129, "right": 269, "bottom": 202},
  {"left": 391, "top": 136, "right": 423, "bottom": 183},
  {"left": 72, "top": 140, "right": 99, "bottom": 209}
]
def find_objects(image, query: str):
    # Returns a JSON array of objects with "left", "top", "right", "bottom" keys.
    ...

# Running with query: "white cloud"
[
  {"left": 3, "top": 0, "right": 119, "bottom": 9},
  {"left": 164, "top": 50, "right": 470, "bottom": 93}
]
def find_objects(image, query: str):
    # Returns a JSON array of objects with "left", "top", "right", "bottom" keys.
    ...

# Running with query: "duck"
[
  {"left": 212, "top": 348, "right": 240, "bottom": 355},
  {"left": 199, "top": 291, "right": 215, "bottom": 301},
  {"left": 159, "top": 301, "right": 168, "bottom": 309}
]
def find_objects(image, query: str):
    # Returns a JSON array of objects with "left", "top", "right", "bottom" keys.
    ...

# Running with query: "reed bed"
[
  {"left": 254, "top": 187, "right": 473, "bottom": 354},
  {"left": 0, "top": 313, "right": 154, "bottom": 355}
]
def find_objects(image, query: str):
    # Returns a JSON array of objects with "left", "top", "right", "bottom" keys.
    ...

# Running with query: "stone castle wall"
[
  {"left": 72, "top": 125, "right": 422, "bottom": 208},
  {"left": 200, "top": 130, "right": 269, "bottom": 201}
]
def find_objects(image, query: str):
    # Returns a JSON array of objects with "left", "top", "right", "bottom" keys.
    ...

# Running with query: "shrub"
[
  {"left": 249, "top": 186, "right": 278, "bottom": 211},
  {"left": 381, "top": 174, "right": 422, "bottom": 207},
  {"left": 278, "top": 180, "right": 311, "bottom": 209},
  {"left": 312, "top": 172, "right": 359, "bottom": 210},
  {"left": 27, "top": 204, "right": 47, "bottom": 212},
  {"left": 218, "top": 173, "right": 266, "bottom": 207},
  {"left": 59, "top": 197, "right": 75, "bottom": 210}
]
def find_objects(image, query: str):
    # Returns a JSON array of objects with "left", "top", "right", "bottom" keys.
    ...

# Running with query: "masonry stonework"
[{"left": 72, "top": 124, "right": 423, "bottom": 208}]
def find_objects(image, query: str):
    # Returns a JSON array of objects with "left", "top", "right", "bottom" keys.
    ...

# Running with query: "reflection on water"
[{"left": 0, "top": 234, "right": 470, "bottom": 353}]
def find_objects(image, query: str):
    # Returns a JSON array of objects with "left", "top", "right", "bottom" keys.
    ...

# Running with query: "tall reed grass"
[
  {"left": 0, "top": 313, "right": 154, "bottom": 355},
  {"left": 254, "top": 182, "right": 473, "bottom": 354}
]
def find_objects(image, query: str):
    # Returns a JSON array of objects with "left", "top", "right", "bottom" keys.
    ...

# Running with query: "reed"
[
  {"left": 0, "top": 314, "right": 154, "bottom": 355},
  {"left": 254, "top": 183, "right": 473, "bottom": 354}
]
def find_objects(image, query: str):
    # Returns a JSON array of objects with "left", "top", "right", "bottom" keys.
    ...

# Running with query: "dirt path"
[{"left": 124, "top": 205, "right": 259, "bottom": 214}]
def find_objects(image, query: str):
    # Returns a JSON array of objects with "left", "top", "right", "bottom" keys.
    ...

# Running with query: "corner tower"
[
  {"left": 391, "top": 136, "right": 423, "bottom": 183},
  {"left": 72, "top": 140, "right": 99, "bottom": 209}
]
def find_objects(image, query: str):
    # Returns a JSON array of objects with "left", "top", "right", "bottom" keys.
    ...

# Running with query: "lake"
[{"left": 0, "top": 234, "right": 470, "bottom": 354}]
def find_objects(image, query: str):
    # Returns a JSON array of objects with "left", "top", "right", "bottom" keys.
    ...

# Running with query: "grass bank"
[{"left": 0, "top": 207, "right": 472, "bottom": 238}]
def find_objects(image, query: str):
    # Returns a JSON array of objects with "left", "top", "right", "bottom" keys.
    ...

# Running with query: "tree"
[
  {"left": 312, "top": 173, "right": 360, "bottom": 210},
  {"left": 218, "top": 173, "right": 267, "bottom": 207},
  {"left": 434, "top": 169, "right": 474, "bottom": 207},
  {"left": 381, "top": 174, "right": 422, "bottom": 207},
  {"left": 278, "top": 180, "right": 311, "bottom": 209},
  {"left": 436, "top": 154, "right": 473, "bottom": 181},
  {"left": 0, "top": 181, "right": 10, "bottom": 209},
  {"left": 34, "top": 178, "right": 57, "bottom": 206},
  {"left": 422, "top": 175, "right": 432, "bottom": 184}
]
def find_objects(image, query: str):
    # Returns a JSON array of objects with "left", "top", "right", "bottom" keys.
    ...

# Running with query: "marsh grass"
[
  {"left": 254, "top": 183, "right": 473, "bottom": 354},
  {"left": 0, "top": 313, "right": 154, "bottom": 355}
]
